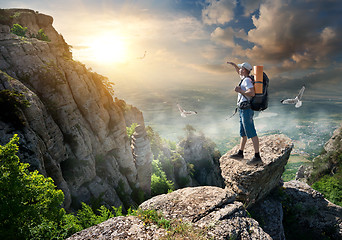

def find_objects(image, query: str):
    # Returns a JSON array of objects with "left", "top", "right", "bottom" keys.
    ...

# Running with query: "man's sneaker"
[
  {"left": 229, "top": 152, "right": 244, "bottom": 159},
  {"left": 247, "top": 156, "right": 263, "bottom": 165}
]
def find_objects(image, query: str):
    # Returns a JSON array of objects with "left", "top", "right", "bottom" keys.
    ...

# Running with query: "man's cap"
[{"left": 238, "top": 62, "right": 252, "bottom": 71}]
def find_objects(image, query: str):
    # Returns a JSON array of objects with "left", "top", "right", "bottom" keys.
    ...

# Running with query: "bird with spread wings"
[
  {"left": 177, "top": 104, "right": 197, "bottom": 118},
  {"left": 281, "top": 85, "right": 305, "bottom": 108}
]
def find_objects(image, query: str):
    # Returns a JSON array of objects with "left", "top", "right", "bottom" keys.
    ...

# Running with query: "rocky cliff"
[
  {"left": 67, "top": 134, "right": 342, "bottom": 240},
  {"left": 296, "top": 123, "right": 342, "bottom": 183},
  {"left": 0, "top": 9, "right": 152, "bottom": 210},
  {"left": 179, "top": 129, "right": 225, "bottom": 188}
]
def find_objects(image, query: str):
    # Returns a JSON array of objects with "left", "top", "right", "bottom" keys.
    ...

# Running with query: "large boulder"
[
  {"left": 220, "top": 134, "right": 293, "bottom": 207},
  {"left": 139, "top": 186, "right": 272, "bottom": 239},
  {"left": 67, "top": 186, "right": 272, "bottom": 239}
]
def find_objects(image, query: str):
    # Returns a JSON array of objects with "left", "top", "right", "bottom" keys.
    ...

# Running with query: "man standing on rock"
[{"left": 227, "top": 61, "right": 262, "bottom": 165}]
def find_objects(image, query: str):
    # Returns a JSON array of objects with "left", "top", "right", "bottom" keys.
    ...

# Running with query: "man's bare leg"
[
  {"left": 239, "top": 136, "right": 247, "bottom": 151},
  {"left": 251, "top": 136, "right": 259, "bottom": 153}
]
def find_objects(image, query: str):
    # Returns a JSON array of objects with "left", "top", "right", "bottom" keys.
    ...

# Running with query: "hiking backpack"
[{"left": 249, "top": 72, "right": 269, "bottom": 111}]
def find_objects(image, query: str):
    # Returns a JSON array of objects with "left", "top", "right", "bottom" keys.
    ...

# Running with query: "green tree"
[
  {"left": 151, "top": 159, "right": 174, "bottom": 196},
  {"left": 0, "top": 134, "right": 65, "bottom": 239},
  {"left": 10, "top": 23, "right": 27, "bottom": 37}
]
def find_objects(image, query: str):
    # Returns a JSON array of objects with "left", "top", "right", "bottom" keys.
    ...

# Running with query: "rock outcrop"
[
  {"left": 220, "top": 134, "right": 293, "bottom": 207},
  {"left": 324, "top": 123, "right": 342, "bottom": 153},
  {"left": 140, "top": 186, "right": 272, "bottom": 240},
  {"left": 0, "top": 9, "right": 152, "bottom": 210},
  {"left": 179, "top": 130, "right": 225, "bottom": 188},
  {"left": 282, "top": 180, "right": 342, "bottom": 239}
]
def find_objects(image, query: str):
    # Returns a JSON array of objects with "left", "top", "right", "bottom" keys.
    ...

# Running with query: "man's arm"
[
  {"left": 235, "top": 86, "right": 255, "bottom": 97},
  {"left": 227, "top": 61, "right": 240, "bottom": 74}
]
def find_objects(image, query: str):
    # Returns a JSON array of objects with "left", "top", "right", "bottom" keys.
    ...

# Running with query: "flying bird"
[
  {"left": 137, "top": 51, "right": 147, "bottom": 59},
  {"left": 177, "top": 104, "right": 197, "bottom": 118},
  {"left": 281, "top": 85, "right": 305, "bottom": 108}
]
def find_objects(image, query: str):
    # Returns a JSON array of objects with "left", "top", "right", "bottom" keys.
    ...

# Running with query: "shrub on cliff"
[
  {"left": 10, "top": 23, "right": 27, "bottom": 37},
  {"left": 151, "top": 159, "right": 174, "bottom": 196},
  {"left": 31, "top": 29, "right": 51, "bottom": 42}
]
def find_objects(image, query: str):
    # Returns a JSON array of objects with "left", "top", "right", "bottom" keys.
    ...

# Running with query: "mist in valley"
[{"left": 114, "top": 83, "right": 341, "bottom": 157}]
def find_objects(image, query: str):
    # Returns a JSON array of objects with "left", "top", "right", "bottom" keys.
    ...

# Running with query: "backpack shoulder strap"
[{"left": 248, "top": 75, "right": 255, "bottom": 84}]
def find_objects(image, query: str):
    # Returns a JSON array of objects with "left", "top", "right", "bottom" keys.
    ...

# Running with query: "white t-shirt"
[{"left": 237, "top": 76, "right": 254, "bottom": 105}]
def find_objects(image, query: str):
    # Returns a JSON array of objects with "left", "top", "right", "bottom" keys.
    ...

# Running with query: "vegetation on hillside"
[
  {"left": 305, "top": 126, "right": 342, "bottom": 206},
  {"left": 10, "top": 23, "right": 27, "bottom": 37},
  {"left": 146, "top": 126, "right": 185, "bottom": 196},
  {"left": 310, "top": 149, "right": 342, "bottom": 206},
  {"left": 10, "top": 23, "right": 50, "bottom": 42},
  {"left": 0, "top": 135, "right": 125, "bottom": 239}
]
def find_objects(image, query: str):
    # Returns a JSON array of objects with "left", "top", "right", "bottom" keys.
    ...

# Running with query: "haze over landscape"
[{"left": 2, "top": 0, "right": 341, "bottom": 151}]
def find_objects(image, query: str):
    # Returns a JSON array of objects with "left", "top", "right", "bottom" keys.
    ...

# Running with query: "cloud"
[
  {"left": 240, "top": 0, "right": 261, "bottom": 16},
  {"left": 202, "top": 0, "right": 236, "bottom": 25},
  {"left": 242, "top": 0, "right": 342, "bottom": 69},
  {"left": 211, "top": 27, "right": 247, "bottom": 48},
  {"left": 189, "top": 63, "right": 229, "bottom": 75},
  {"left": 268, "top": 64, "right": 342, "bottom": 99}
]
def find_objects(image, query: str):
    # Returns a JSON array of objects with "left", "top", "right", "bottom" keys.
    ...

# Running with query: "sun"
[{"left": 88, "top": 35, "right": 128, "bottom": 64}]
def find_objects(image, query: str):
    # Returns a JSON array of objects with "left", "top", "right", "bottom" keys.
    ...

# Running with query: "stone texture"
[
  {"left": 131, "top": 124, "right": 153, "bottom": 195},
  {"left": 140, "top": 186, "right": 236, "bottom": 222},
  {"left": 220, "top": 134, "right": 293, "bottom": 207},
  {"left": 324, "top": 123, "right": 342, "bottom": 153},
  {"left": 66, "top": 216, "right": 167, "bottom": 240},
  {"left": 249, "top": 194, "right": 286, "bottom": 240},
  {"left": 140, "top": 186, "right": 272, "bottom": 239}
]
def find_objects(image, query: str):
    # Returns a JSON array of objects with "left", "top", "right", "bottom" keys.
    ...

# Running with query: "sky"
[{"left": 1, "top": 0, "right": 342, "bottom": 101}]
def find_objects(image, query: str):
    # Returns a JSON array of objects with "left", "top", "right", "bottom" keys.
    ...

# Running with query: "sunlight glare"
[{"left": 89, "top": 35, "right": 128, "bottom": 64}]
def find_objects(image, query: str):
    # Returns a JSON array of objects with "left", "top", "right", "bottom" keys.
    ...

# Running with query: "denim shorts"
[{"left": 239, "top": 108, "right": 257, "bottom": 138}]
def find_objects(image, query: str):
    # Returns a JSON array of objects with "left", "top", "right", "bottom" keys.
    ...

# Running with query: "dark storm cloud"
[{"left": 268, "top": 65, "right": 342, "bottom": 98}]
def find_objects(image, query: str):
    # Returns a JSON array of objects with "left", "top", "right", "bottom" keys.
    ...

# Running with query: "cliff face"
[
  {"left": 0, "top": 9, "right": 152, "bottom": 209},
  {"left": 179, "top": 131, "right": 225, "bottom": 188}
]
